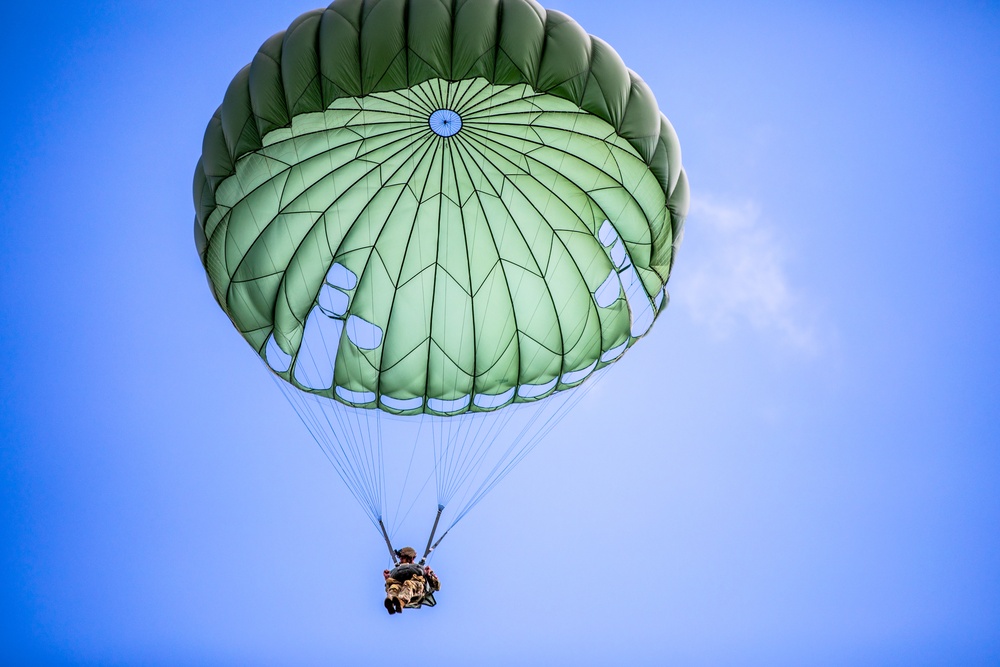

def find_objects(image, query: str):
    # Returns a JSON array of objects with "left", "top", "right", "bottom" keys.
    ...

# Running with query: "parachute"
[{"left": 193, "top": 0, "right": 689, "bottom": 562}]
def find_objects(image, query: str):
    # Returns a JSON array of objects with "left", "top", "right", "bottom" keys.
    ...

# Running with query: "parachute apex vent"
[{"left": 429, "top": 109, "right": 462, "bottom": 137}]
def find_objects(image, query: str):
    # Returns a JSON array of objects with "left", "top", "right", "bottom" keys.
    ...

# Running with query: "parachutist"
[{"left": 383, "top": 547, "right": 440, "bottom": 615}]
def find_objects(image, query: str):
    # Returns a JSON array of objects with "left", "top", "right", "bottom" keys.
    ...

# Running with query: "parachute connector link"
[
  {"left": 379, "top": 518, "right": 398, "bottom": 565},
  {"left": 419, "top": 505, "right": 445, "bottom": 565}
]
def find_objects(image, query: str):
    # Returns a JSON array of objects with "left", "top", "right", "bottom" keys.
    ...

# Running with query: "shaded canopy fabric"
[{"left": 194, "top": 0, "right": 689, "bottom": 415}]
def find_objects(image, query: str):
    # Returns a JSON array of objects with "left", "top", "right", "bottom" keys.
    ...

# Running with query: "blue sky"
[{"left": 1, "top": 1, "right": 998, "bottom": 665}]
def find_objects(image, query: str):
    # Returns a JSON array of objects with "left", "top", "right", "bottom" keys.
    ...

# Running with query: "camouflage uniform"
[
  {"left": 384, "top": 575, "right": 426, "bottom": 607},
  {"left": 384, "top": 567, "right": 441, "bottom": 608}
]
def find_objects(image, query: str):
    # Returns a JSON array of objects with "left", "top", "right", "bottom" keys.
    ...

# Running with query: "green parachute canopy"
[
  {"left": 195, "top": 0, "right": 688, "bottom": 415},
  {"left": 194, "top": 0, "right": 688, "bottom": 552}
]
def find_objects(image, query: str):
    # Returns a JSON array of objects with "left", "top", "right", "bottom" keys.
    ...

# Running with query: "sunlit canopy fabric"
[{"left": 194, "top": 0, "right": 689, "bottom": 416}]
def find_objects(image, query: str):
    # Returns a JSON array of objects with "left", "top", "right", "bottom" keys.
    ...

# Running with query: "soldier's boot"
[{"left": 384, "top": 597, "right": 396, "bottom": 615}]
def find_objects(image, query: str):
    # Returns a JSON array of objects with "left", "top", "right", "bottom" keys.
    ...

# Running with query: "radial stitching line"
[
  {"left": 456, "top": 129, "right": 607, "bottom": 369},
  {"left": 328, "top": 132, "right": 441, "bottom": 393},
  {"left": 465, "top": 117, "right": 657, "bottom": 253},
  {"left": 445, "top": 135, "right": 533, "bottom": 383},
  {"left": 219, "top": 119, "right": 429, "bottom": 294},
  {"left": 374, "top": 125, "right": 446, "bottom": 409},
  {"left": 451, "top": 128, "right": 566, "bottom": 393},
  {"left": 464, "top": 120, "right": 658, "bottom": 318},
  {"left": 253, "top": 120, "right": 436, "bottom": 365},
  {"left": 446, "top": 132, "right": 521, "bottom": 399},
  {"left": 396, "top": 122, "right": 447, "bottom": 410},
  {"left": 255, "top": 119, "right": 436, "bottom": 330}
]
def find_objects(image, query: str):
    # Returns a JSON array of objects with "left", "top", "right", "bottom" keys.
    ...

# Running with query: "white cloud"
[{"left": 676, "top": 195, "right": 821, "bottom": 353}]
